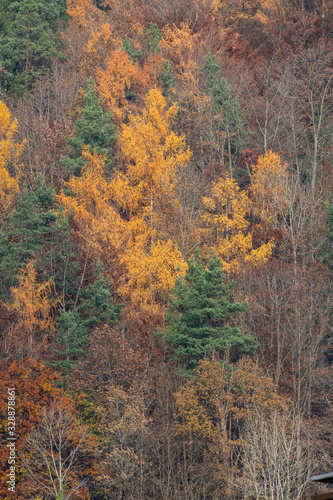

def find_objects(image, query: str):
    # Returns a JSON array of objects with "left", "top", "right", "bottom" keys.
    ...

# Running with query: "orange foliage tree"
[
  {"left": 174, "top": 357, "right": 289, "bottom": 497},
  {"left": 202, "top": 175, "right": 273, "bottom": 272},
  {"left": 250, "top": 149, "right": 291, "bottom": 228},
  {"left": 3, "top": 260, "right": 58, "bottom": 358},
  {"left": 115, "top": 88, "right": 191, "bottom": 221},
  {"left": 0, "top": 360, "right": 67, "bottom": 499},
  {"left": 110, "top": 88, "right": 191, "bottom": 306},
  {"left": 57, "top": 148, "right": 128, "bottom": 288},
  {"left": 0, "top": 100, "right": 24, "bottom": 215}
]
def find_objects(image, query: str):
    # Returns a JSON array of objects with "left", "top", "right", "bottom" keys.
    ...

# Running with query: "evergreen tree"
[
  {"left": 0, "top": 179, "right": 79, "bottom": 301},
  {"left": 204, "top": 54, "right": 246, "bottom": 171},
  {"left": 165, "top": 252, "right": 256, "bottom": 370},
  {"left": 0, "top": 0, "right": 66, "bottom": 95},
  {"left": 54, "top": 263, "right": 121, "bottom": 373},
  {"left": 60, "top": 78, "right": 117, "bottom": 177}
]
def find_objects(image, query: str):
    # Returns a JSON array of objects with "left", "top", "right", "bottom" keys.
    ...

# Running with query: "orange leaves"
[
  {"left": 57, "top": 149, "right": 128, "bottom": 274},
  {"left": 250, "top": 149, "right": 290, "bottom": 227},
  {"left": 118, "top": 89, "right": 191, "bottom": 218},
  {"left": 5, "top": 260, "right": 57, "bottom": 336},
  {"left": 0, "top": 100, "right": 25, "bottom": 173},
  {"left": 175, "top": 357, "right": 290, "bottom": 445},
  {"left": 0, "top": 100, "right": 24, "bottom": 215},
  {"left": 96, "top": 50, "right": 137, "bottom": 122},
  {"left": 67, "top": 0, "right": 105, "bottom": 32},
  {"left": 120, "top": 232, "right": 188, "bottom": 306},
  {"left": 202, "top": 175, "right": 273, "bottom": 272}
]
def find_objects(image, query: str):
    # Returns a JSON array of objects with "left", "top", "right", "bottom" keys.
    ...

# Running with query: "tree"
[
  {"left": 204, "top": 54, "right": 246, "bottom": 175},
  {"left": 0, "top": 99, "right": 24, "bottom": 215},
  {"left": 60, "top": 78, "right": 117, "bottom": 176},
  {"left": 164, "top": 252, "right": 255, "bottom": 370},
  {"left": 21, "top": 401, "right": 96, "bottom": 500},
  {"left": 250, "top": 149, "right": 290, "bottom": 227},
  {"left": 173, "top": 357, "right": 289, "bottom": 498},
  {"left": 0, "top": 0, "right": 66, "bottom": 95},
  {"left": 0, "top": 359, "right": 66, "bottom": 499},
  {"left": 114, "top": 88, "right": 191, "bottom": 221},
  {"left": 4, "top": 260, "right": 58, "bottom": 357},
  {"left": 202, "top": 175, "right": 273, "bottom": 273},
  {"left": 54, "top": 262, "right": 121, "bottom": 373},
  {"left": 0, "top": 180, "right": 75, "bottom": 300}
]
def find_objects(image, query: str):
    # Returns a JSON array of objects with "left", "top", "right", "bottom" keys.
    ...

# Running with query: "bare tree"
[
  {"left": 238, "top": 408, "right": 313, "bottom": 500},
  {"left": 21, "top": 401, "right": 94, "bottom": 500}
]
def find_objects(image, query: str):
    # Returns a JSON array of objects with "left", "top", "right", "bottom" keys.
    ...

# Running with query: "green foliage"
[
  {"left": 204, "top": 54, "right": 246, "bottom": 161},
  {"left": 165, "top": 252, "right": 256, "bottom": 370},
  {"left": 0, "top": 179, "right": 80, "bottom": 302},
  {"left": 122, "top": 35, "right": 142, "bottom": 63},
  {"left": 159, "top": 60, "right": 174, "bottom": 96},
  {"left": 0, "top": 0, "right": 66, "bottom": 95},
  {"left": 79, "top": 263, "right": 121, "bottom": 330},
  {"left": 54, "top": 263, "right": 121, "bottom": 373},
  {"left": 60, "top": 78, "right": 117, "bottom": 176},
  {"left": 140, "top": 22, "right": 162, "bottom": 56}
]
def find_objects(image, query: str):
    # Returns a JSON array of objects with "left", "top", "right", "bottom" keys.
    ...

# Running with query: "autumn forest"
[{"left": 0, "top": 0, "right": 333, "bottom": 498}]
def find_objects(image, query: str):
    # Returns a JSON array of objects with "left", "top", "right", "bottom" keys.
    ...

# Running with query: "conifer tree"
[
  {"left": 0, "top": 180, "right": 78, "bottom": 301},
  {"left": 60, "top": 78, "right": 117, "bottom": 176},
  {"left": 0, "top": 0, "right": 66, "bottom": 95},
  {"left": 204, "top": 54, "right": 245, "bottom": 173},
  {"left": 54, "top": 263, "right": 121, "bottom": 373},
  {"left": 165, "top": 252, "right": 256, "bottom": 370}
]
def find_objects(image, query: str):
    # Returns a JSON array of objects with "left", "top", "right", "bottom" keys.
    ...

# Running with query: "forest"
[{"left": 0, "top": 0, "right": 332, "bottom": 498}]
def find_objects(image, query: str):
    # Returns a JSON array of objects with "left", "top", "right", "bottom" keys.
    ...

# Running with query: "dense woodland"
[{"left": 0, "top": 0, "right": 333, "bottom": 498}]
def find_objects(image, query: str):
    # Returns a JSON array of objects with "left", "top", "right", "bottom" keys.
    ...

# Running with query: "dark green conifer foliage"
[
  {"left": 54, "top": 263, "right": 121, "bottom": 373},
  {"left": 0, "top": 180, "right": 79, "bottom": 301},
  {"left": 165, "top": 252, "right": 256, "bottom": 370},
  {"left": 0, "top": 0, "right": 66, "bottom": 95},
  {"left": 204, "top": 54, "right": 246, "bottom": 165},
  {"left": 122, "top": 35, "right": 142, "bottom": 63},
  {"left": 141, "top": 22, "right": 162, "bottom": 55},
  {"left": 60, "top": 78, "right": 117, "bottom": 176},
  {"left": 159, "top": 60, "right": 174, "bottom": 96}
]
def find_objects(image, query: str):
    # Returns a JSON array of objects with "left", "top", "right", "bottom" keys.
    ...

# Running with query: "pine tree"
[
  {"left": 60, "top": 78, "right": 117, "bottom": 176},
  {"left": 204, "top": 54, "right": 245, "bottom": 172},
  {"left": 54, "top": 263, "right": 121, "bottom": 373},
  {"left": 0, "top": 0, "right": 66, "bottom": 95},
  {"left": 165, "top": 252, "right": 256, "bottom": 370},
  {"left": 0, "top": 179, "right": 79, "bottom": 301}
]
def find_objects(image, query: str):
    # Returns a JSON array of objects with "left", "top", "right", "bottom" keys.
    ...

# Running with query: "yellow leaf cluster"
[
  {"left": 120, "top": 230, "right": 188, "bottom": 306},
  {"left": 57, "top": 148, "right": 128, "bottom": 262},
  {"left": 58, "top": 147, "right": 186, "bottom": 308},
  {"left": 67, "top": 0, "right": 105, "bottom": 32},
  {"left": 96, "top": 49, "right": 137, "bottom": 122},
  {"left": 6, "top": 261, "right": 57, "bottom": 334},
  {"left": 202, "top": 175, "right": 273, "bottom": 272},
  {"left": 0, "top": 100, "right": 24, "bottom": 215},
  {"left": 250, "top": 149, "right": 290, "bottom": 227},
  {"left": 161, "top": 23, "right": 200, "bottom": 65},
  {"left": 116, "top": 89, "right": 191, "bottom": 219}
]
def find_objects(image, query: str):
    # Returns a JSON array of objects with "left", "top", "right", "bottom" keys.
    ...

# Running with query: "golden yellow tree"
[
  {"left": 202, "top": 175, "right": 273, "bottom": 272},
  {"left": 0, "top": 100, "right": 24, "bottom": 214},
  {"left": 108, "top": 89, "right": 192, "bottom": 307},
  {"left": 58, "top": 147, "right": 186, "bottom": 309},
  {"left": 250, "top": 149, "right": 290, "bottom": 227},
  {"left": 57, "top": 148, "right": 128, "bottom": 286},
  {"left": 114, "top": 89, "right": 191, "bottom": 220},
  {"left": 5, "top": 260, "right": 57, "bottom": 352},
  {"left": 95, "top": 49, "right": 137, "bottom": 122}
]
